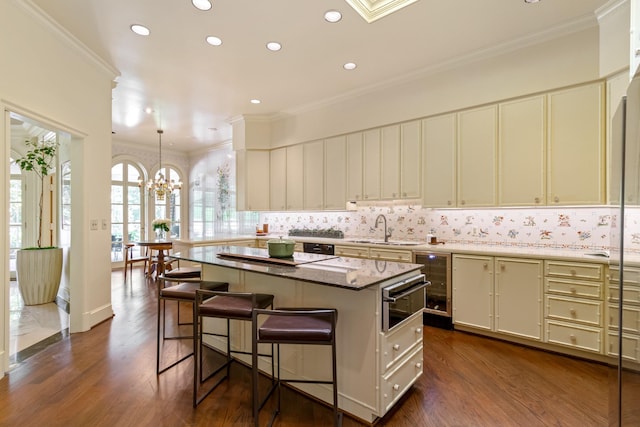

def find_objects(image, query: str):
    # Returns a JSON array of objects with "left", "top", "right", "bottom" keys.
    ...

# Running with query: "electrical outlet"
[
  {"left": 90, "top": 219, "right": 98, "bottom": 231},
  {"left": 102, "top": 219, "right": 107, "bottom": 230}
]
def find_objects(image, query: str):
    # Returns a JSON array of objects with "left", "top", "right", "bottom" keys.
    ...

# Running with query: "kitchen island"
[{"left": 171, "top": 245, "right": 424, "bottom": 423}]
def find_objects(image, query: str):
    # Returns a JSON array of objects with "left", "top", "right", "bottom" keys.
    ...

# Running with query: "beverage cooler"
[{"left": 414, "top": 252, "right": 452, "bottom": 329}]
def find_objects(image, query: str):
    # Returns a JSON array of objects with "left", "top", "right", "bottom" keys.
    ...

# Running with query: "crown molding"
[{"left": 16, "top": 0, "right": 120, "bottom": 80}]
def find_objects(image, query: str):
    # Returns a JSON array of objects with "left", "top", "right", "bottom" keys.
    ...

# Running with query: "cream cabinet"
[
  {"left": 544, "top": 260, "right": 604, "bottom": 354},
  {"left": 286, "top": 145, "right": 303, "bottom": 210},
  {"left": 452, "top": 254, "right": 494, "bottom": 330},
  {"left": 346, "top": 132, "right": 364, "bottom": 202},
  {"left": 236, "top": 150, "right": 270, "bottom": 211},
  {"left": 363, "top": 129, "right": 381, "bottom": 201},
  {"left": 369, "top": 247, "right": 412, "bottom": 263},
  {"left": 494, "top": 257, "right": 543, "bottom": 340},
  {"left": 400, "top": 120, "right": 422, "bottom": 199},
  {"left": 547, "top": 82, "right": 605, "bottom": 205},
  {"left": 334, "top": 245, "right": 369, "bottom": 259},
  {"left": 324, "top": 136, "right": 347, "bottom": 210},
  {"left": 381, "top": 125, "right": 400, "bottom": 200},
  {"left": 606, "top": 72, "right": 629, "bottom": 205},
  {"left": 422, "top": 114, "right": 456, "bottom": 207},
  {"left": 269, "top": 147, "right": 287, "bottom": 211},
  {"left": 498, "top": 95, "right": 545, "bottom": 206},
  {"left": 453, "top": 255, "right": 542, "bottom": 339},
  {"left": 457, "top": 105, "right": 497, "bottom": 207},
  {"left": 607, "top": 266, "right": 640, "bottom": 363},
  {"left": 303, "top": 140, "right": 324, "bottom": 210}
]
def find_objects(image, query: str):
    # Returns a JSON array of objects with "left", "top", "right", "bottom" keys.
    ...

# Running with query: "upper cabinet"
[
  {"left": 346, "top": 132, "right": 364, "bottom": 202},
  {"left": 547, "top": 82, "right": 605, "bottom": 205},
  {"left": 400, "top": 121, "right": 422, "bottom": 199},
  {"left": 457, "top": 105, "right": 497, "bottom": 207},
  {"left": 498, "top": 95, "right": 546, "bottom": 206},
  {"left": 423, "top": 114, "right": 456, "bottom": 207},
  {"left": 286, "top": 145, "right": 304, "bottom": 210},
  {"left": 303, "top": 140, "right": 324, "bottom": 210},
  {"left": 363, "top": 129, "right": 381, "bottom": 201},
  {"left": 270, "top": 147, "right": 287, "bottom": 211},
  {"left": 325, "top": 136, "right": 347, "bottom": 210},
  {"left": 381, "top": 125, "right": 400, "bottom": 199},
  {"left": 236, "top": 150, "right": 270, "bottom": 211}
]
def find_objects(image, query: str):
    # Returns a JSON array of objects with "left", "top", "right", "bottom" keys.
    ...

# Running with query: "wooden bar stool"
[
  {"left": 193, "top": 290, "right": 275, "bottom": 408},
  {"left": 156, "top": 275, "right": 228, "bottom": 375},
  {"left": 252, "top": 308, "right": 341, "bottom": 427}
]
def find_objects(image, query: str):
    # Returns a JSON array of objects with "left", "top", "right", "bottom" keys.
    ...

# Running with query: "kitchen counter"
[{"left": 172, "top": 245, "right": 422, "bottom": 290}]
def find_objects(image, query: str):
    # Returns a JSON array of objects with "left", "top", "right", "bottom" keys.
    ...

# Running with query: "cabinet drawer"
[
  {"left": 608, "top": 285, "right": 640, "bottom": 305},
  {"left": 609, "top": 305, "right": 640, "bottom": 334},
  {"left": 545, "top": 261, "right": 603, "bottom": 281},
  {"left": 381, "top": 314, "right": 423, "bottom": 372},
  {"left": 545, "top": 295, "right": 602, "bottom": 327},
  {"left": 334, "top": 245, "right": 369, "bottom": 259},
  {"left": 609, "top": 267, "right": 640, "bottom": 285},
  {"left": 545, "top": 320, "right": 602, "bottom": 353},
  {"left": 369, "top": 248, "right": 412, "bottom": 263},
  {"left": 381, "top": 345, "right": 423, "bottom": 413},
  {"left": 607, "top": 331, "right": 640, "bottom": 362},
  {"left": 545, "top": 277, "right": 602, "bottom": 299}
]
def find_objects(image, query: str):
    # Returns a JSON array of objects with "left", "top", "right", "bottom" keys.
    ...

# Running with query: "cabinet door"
[
  {"left": 495, "top": 258, "right": 543, "bottom": 340},
  {"left": 381, "top": 125, "right": 400, "bottom": 199},
  {"left": 452, "top": 254, "right": 493, "bottom": 330},
  {"left": 400, "top": 120, "right": 421, "bottom": 199},
  {"left": 236, "top": 150, "right": 269, "bottom": 211},
  {"left": 346, "top": 132, "right": 363, "bottom": 202},
  {"left": 303, "top": 140, "right": 324, "bottom": 210},
  {"left": 269, "top": 147, "right": 287, "bottom": 211},
  {"left": 423, "top": 114, "right": 456, "bottom": 207},
  {"left": 363, "top": 129, "right": 381, "bottom": 201},
  {"left": 457, "top": 105, "right": 497, "bottom": 207},
  {"left": 286, "top": 145, "right": 303, "bottom": 210},
  {"left": 547, "top": 82, "right": 605, "bottom": 205},
  {"left": 324, "top": 136, "right": 347, "bottom": 210},
  {"left": 498, "top": 95, "right": 545, "bottom": 206}
]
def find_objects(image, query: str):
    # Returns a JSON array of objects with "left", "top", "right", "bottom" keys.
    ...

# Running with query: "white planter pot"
[{"left": 16, "top": 247, "right": 63, "bottom": 306}]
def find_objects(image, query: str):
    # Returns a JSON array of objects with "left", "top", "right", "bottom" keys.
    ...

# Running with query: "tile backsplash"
[{"left": 260, "top": 205, "right": 640, "bottom": 253}]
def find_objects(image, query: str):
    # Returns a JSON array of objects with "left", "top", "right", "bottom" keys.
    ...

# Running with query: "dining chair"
[{"left": 123, "top": 243, "right": 149, "bottom": 283}]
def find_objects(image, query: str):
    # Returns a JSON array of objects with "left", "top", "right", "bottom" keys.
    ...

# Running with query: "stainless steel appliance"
[
  {"left": 382, "top": 274, "right": 428, "bottom": 332},
  {"left": 414, "top": 252, "right": 452, "bottom": 329},
  {"left": 302, "top": 242, "right": 335, "bottom": 255}
]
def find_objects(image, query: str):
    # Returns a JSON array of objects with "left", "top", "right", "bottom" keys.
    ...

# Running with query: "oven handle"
[{"left": 383, "top": 280, "right": 430, "bottom": 303}]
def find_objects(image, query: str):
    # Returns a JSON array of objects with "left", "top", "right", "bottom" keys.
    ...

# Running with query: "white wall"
[{"left": 0, "top": 1, "right": 117, "bottom": 376}]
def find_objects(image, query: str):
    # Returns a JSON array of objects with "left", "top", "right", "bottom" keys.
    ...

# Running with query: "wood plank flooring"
[{"left": 0, "top": 266, "right": 629, "bottom": 426}]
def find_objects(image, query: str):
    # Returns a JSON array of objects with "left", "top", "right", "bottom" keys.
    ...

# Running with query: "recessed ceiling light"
[
  {"left": 524, "top": 0, "right": 540, "bottom": 3},
  {"left": 192, "top": 0, "right": 212, "bottom": 11},
  {"left": 266, "top": 41, "right": 282, "bottom": 51},
  {"left": 144, "top": 107, "right": 153, "bottom": 114},
  {"left": 206, "top": 36, "right": 223, "bottom": 46},
  {"left": 343, "top": 62, "right": 357, "bottom": 70},
  {"left": 324, "top": 10, "right": 342, "bottom": 23},
  {"left": 250, "top": 99, "right": 261, "bottom": 104},
  {"left": 130, "top": 24, "right": 150, "bottom": 36}
]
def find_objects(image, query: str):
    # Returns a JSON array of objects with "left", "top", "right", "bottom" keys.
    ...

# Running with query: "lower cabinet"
[
  {"left": 452, "top": 255, "right": 543, "bottom": 340},
  {"left": 607, "top": 266, "right": 640, "bottom": 363}
]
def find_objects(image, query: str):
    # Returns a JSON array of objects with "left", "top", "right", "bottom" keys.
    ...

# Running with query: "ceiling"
[{"left": 32, "top": 0, "right": 612, "bottom": 152}]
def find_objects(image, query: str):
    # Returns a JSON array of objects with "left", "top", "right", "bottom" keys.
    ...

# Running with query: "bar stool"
[
  {"left": 156, "top": 275, "right": 228, "bottom": 375},
  {"left": 193, "top": 289, "right": 275, "bottom": 408},
  {"left": 252, "top": 308, "right": 341, "bottom": 427}
]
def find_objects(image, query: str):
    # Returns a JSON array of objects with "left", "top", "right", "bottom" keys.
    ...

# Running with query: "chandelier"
[{"left": 140, "top": 129, "right": 181, "bottom": 201}]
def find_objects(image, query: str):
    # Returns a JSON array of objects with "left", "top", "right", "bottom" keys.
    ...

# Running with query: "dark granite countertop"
[{"left": 171, "top": 245, "right": 423, "bottom": 290}]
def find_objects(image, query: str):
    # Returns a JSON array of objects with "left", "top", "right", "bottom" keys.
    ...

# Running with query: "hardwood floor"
[{"left": 0, "top": 266, "right": 629, "bottom": 426}]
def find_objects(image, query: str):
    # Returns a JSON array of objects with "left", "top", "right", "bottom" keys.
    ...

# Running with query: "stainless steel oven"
[{"left": 382, "top": 274, "right": 428, "bottom": 332}]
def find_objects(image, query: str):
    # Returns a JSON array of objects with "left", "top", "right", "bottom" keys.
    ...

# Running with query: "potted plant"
[
  {"left": 152, "top": 218, "right": 171, "bottom": 240},
  {"left": 14, "top": 137, "right": 63, "bottom": 305}
]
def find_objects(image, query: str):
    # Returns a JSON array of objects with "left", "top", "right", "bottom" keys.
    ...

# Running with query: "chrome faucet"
[{"left": 375, "top": 214, "right": 392, "bottom": 243}]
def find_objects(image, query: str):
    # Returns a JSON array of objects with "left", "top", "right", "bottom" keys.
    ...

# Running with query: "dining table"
[{"left": 133, "top": 240, "right": 172, "bottom": 279}]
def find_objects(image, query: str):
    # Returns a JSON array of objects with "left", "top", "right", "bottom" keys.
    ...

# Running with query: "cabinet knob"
[
  {"left": 415, "top": 362, "right": 422, "bottom": 369},
  {"left": 393, "top": 384, "right": 400, "bottom": 391},
  {"left": 569, "top": 308, "right": 576, "bottom": 316},
  {"left": 461, "top": 200, "right": 466, "bottom": 205},
  {"left": 393, "top": 344, "right": 400, "bottom": 351},
  {"left": 570, "top": 269, "right": 576, "bottom": 276},
  {"left": 402, "top": 192, "right": 407, "bottom": 197},
  {"left": 554, "top": 196, "right": 559, "bottom": 203},
  {"left": 447, "top": 200, "right": 452, "bottom": 206},
  {"left": 483, "top": 263, "right": 488, "bottom": 268},
  {"left": 534, "top": 197, "right": 540, "bottom": 204},
  {"left": 415, "top": 327, "right": 422, "bottom": 334},
  {"left": 570, "top": 287, "right": 576, "bottom": 294},
  {"left": 569, "top": 334, "right": 576, "bottom": 342}
]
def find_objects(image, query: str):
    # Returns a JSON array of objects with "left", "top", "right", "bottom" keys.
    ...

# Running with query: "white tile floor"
[{"left": 9, "top": 280, "right": 69, "bottom": 358}]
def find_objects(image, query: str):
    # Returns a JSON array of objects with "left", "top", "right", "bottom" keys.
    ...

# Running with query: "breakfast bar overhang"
[{"left": 171, "top": 245, "right": 425, "bottom": 423}]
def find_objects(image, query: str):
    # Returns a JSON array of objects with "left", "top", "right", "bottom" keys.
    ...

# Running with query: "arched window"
[
  {"left": 111, "top": 161, "right": 144, "bottom": 262},
  {"left": 149, "top": 165, "right": 182, "bottom": 239}
]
